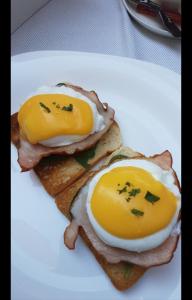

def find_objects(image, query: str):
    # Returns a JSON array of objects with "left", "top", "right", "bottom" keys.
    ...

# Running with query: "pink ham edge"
[
  {"left": 64, "top": 220, "right": 79, "bottom": 250},
  {"left": 64, "top": 151, "right": 181, "bottom": 268},
  {"left": 17, "top": 83, "right": 115, "bottom": 171}
]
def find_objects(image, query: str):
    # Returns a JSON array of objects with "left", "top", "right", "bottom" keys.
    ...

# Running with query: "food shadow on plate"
[{"left": 52, "top": 233, "right": 104, "bottom": 278}]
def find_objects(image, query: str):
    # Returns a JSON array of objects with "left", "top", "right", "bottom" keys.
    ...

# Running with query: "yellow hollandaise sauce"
[
  {"left": 18, "top": 94, "right": 94, "bottom": 144},
  {"left": 90, "top": 166, "right": 178, "bottom": 239}
]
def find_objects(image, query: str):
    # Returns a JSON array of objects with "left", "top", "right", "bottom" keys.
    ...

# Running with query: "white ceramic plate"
[
  {"left": 122, "top": 0, "right": 180, "bottom": 38},
  {"left": 11, "top": 51, "right": 181, "bottom": 300}
]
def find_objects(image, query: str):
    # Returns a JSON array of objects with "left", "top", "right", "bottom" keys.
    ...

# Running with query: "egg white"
[
  {"left": 86, "top": 159, "right": 181, "bottom": 252},
  {"left": 25, "top": 85, "right": 105, "bottom": 147}
]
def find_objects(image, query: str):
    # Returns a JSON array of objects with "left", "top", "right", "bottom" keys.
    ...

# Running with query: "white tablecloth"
[{"left": 11, "top": 0, "right": 181, "bottom": 73}]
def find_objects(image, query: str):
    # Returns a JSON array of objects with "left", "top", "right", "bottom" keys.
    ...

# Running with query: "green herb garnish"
[
  {"left": 129, "top": 188, "right": 141, "bottom": 197},
  {"left": 144, "top": 191, "right": 160, "bottom": 204},
  {"left": 56, "top": 82, "right": 65, "bottom": 87},
  {"left": 109, "top": 154, "right": 129, "bottom": 164},
  {"left": 123, "top": 263, "right": 133, "bottom": 279},
  {"left": 62, "top": 103, "right": 73, "bottom": 111},
  {"left": 39, "top": 102, "right": 51, "bottom": 113},
  {"left": 131, "top": 208, "right": 144, "bottom": 217},
  {"left": 125, "top": 181, "right": 131, "bottom": 186},
  {"left": 126, "top": 197, "right": 131, "bottom": 202},
  {"left": 74, "top": 145, "right": 97, "bottom": 168},
  {"left": 117, "top": 186, "right": 127, "bottom": 194}
]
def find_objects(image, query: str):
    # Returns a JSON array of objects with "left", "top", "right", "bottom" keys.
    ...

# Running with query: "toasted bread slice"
[
  {"left": 55, "top": 147, "right": 146, "bottom": 290},
  {"left": 11, "top": 113, "right": 122, "bottom": 196},
  {"left": 34, "top": 121, "right": 121, "bottom": 196}
]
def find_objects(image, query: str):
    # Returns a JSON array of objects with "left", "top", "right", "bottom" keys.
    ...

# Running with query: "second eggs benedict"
[
  {"left": 18, "top": 85, "right": 105, "bottom": 146},
  {"left": 14, "top": 83, "right": 115, "bottom": 171}
]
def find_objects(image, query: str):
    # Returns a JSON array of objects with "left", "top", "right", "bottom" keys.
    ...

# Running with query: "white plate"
[
  {"left": 11, "top": 51, "right": 181, "bottom": 300},
  {"left": 122, "top": 0, "right": 180, "bottom": 38}
]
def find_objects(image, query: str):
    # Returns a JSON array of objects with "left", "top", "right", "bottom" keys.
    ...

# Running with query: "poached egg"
[
  {"left": 86, "top": 159, "right": 181, "bottom": 252},
  {"left": 18, "top": 85, "right": 105, "bottom": 147}
]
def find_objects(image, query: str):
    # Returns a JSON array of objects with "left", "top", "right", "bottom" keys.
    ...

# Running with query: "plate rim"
[
  {"left": 122, "top": 0, "right": 179, "bottom": 39},
  {"left": 11, "top": 50, "right": 181, "bottom": 78}
]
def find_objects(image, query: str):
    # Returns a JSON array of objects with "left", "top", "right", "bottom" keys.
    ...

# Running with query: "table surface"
[{"left": 11, "top": 0, "right": 181, "bottom": 74}]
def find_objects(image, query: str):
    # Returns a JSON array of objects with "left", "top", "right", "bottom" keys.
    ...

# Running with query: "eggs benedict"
[{"left": 14, "top": 83, "right": 115, "bottom": 171}]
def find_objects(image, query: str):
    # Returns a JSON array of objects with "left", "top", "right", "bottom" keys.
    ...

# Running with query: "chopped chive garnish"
[
  {"left": 39, "top": 102, "right": 51, "bottom": 113},
  {"left": 126, "top": 197, "right": 131, "bottom": 202},
  {"left": 117, "top": 186, "right": 127, "bottom": 194},
  {"left": 62, "top": 103, "right": 73, "bottom": 111},
  {"left": 131, "top": 208, "right": 144, "bottom": 217},
  {"left": 145, "top": 191, "right": 160, "bottom": 204},
  {"left": 129, "top": 188, "right": 141, "bottom": 197},
  {"left": 74, "top": 144, "right": 97, "bottom": 168}
]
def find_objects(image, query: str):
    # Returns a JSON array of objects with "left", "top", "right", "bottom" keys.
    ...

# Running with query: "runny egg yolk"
[
  {"left": 18, "top": 94, "right": 94, "bottom": 144},
  {"left": 90, "top": 166, "right": 178, "bottom": 239}
]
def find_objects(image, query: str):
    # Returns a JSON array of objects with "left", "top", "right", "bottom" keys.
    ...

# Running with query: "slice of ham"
[
  {"left": 17, "top": 83, "right": 115, "bottom": 171},
  {"left": 64, "top": 151, "right": 181, "bottom": 268},
  {"left": 64, "top": 220, "right": 79, "bottom": 250}
]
